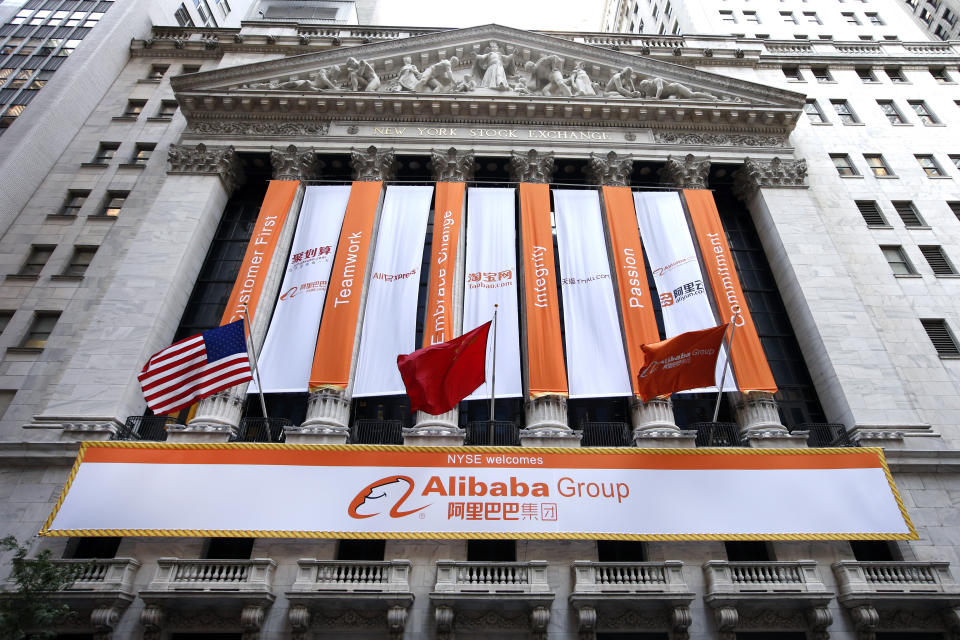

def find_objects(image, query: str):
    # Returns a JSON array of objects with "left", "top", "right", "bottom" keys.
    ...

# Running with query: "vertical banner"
[
  {"left": 221, "top": 180, "right": 299, "bottom": 325},
  {"left": 602, "top": 186, "right": 661, "bottom": 396},
  {"left": 684, "top": 189, "right": 777, "bottom": 393},
  {"left": 519, "top": 183, "right": 568, "bottom": 397},
  {"left": 308, "top": 182, "right": 382, "bottom": 392},
  {"left": 554, "top": 190, "right": 631, "bottom": 398},
  {"left": 251, "top": 186, "right": 351, "bottom": 393},
  {"left": 353, "top": 185, "right": 434, "bottom": 397},
  {"left": 464, "top": 188, "right": 522, "bottom": 400},
  {"left": 633, "top": 191, "right": 735, "bottom": 392},
  {"left": 423, "top": 182, "right": 465, "bottom": 348}
]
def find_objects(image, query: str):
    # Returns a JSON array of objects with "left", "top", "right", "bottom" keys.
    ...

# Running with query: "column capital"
[
  {"left": 429, "top": 147, "right": 476, "bottom": 182},
  {"left": 732, "top": 156, "right": 808, "bottom": 200},
  {"left": 588, "top": 151, "right": 633, "bottom": 186},
  {"left": 270, "top": 144, "right": 322, "bottom": 180},
  {"left": 167, "top": 143, "right": 244, "bottom": 194},
  {"left": 508, "top": 149, "right": 555, "bottom": 184},
  {"left": 351, "top": 145, "right": 397, "bottom": 181},
  {"left": 658, "top": 153, "right": 710, "bottom": 189}
]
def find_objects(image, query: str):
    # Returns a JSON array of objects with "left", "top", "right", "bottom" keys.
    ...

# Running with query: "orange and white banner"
[
  {"left": 308, "top": 181, "right": 382, "bottom": 391},
  {"left": 423, "top": 182, "right": 465, "bottom": 348},
  {"left": 519, "top": 183, "right": 567, "bottom": 397},
  {"left": 684, "top": 190, "right": 777, "bottom": 393},
  {"left": 221, "top": 180, "right": 299, "bottom": 325},
  {"left": 602, "top": 186, "right": 661, "bottom": 395},
  {"left": 43, "top": 443, "right": 915, "bottom": 540}
]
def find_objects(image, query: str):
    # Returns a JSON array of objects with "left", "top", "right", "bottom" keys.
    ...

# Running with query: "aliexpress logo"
[{"left": 347, "top": 475, "right": 430, "bottom": 519}]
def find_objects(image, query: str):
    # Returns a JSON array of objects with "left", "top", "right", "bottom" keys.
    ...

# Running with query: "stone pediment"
[{"left": 171, "top": 24, "right": 804, "bottom": 135}]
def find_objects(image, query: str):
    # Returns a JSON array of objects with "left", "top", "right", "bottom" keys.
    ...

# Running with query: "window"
[
  {"left": 950, "top": 155, "right": 960, "bottom": 171},
  {"left": 122, "top": 99, "right": 146, "bottom": 117},
  {"left": 803, "top": 11, "right": 821, "bottom": 24},
  {"left": 182, "top": 65, "right": 201, "bottom": 74},
  {"left": 931, "top": 67, "right": 953, "bottom": 83},
  {"left": 864, "top": 154, "right": 893, "bottom": 177},
  {"left": 91, "top": 143, "right": 119, "bottom": 164},
  {"left": 804, "top": 99, "right": 827, "bottom": 123},
  {"left": 842, "top": 11, "right": 861, "bottom": 24},
  {"left": 886, "top": 67, "right": 906, "bottom": 82},
  {"left": 726, "top": 541, "right": 774, "bottom": 561},
  {"left": 744, "top": 10, "right": 760, "bottom": 23},
  {"left": 0, "top": 390, "right": 13, "bottom": 420},
  {"left": 147, "top": 64, "right": 168, "bottom": 80},
  {"left": 193, "top": 0, "right": 216, "bottom": 26},
  {"left": 859, "top": 35, "right": 875, "bottom": 41},
  {"left": 20, "top": 312, "right": 60, "bottom": 349},
  {"left": 63, "top": 537, "right": 121, "bottom": 559},
  {"left": 467, "top": 539, "right": 516, "bottom": 561},
  {"left": 62, "top": 246, "right": 97, "bottom": 277},
  {"left": 877, "top": 100, "right": 905, "bottom": 124},
  {"left": 157, "top": 100, "right": 178, "bottom": 118},
  {"left": 831, "top": 99, "right": 859, "bottom": 123},
  {"left": 831, "top": 154, "right": 858, "bottom": 176},
  {"left": 781, "top": 11, "right": 797, "bottom": 23},
  {"left": 920, "top": 246, "right": 956, "bottom": 275},
  {"left": 783, "top": 66, "right": 803, "bottom": 81},
  {"left": 101, "top": 191, "right": 128, "bottom": 217},
  {"left": 915, "top": 155, "right": 945, "bottom": 177},
  {"left": 949, "top": 202, "right": 960, "bottom": 221},
  {"left": 175, "top": 3, "right": 194, "bottom": 27},
  {"left": 131, "top": 143, "right": 155, "bottom": 166},
  {"left": 598, "top": 540, "right": 646, "bottom": 562},
  {"left": 921, "top": 319, "right": 960, "bottom": 356},
  {"left": 856, "top": 67, "right": 876, "bottom": 82},
  {"left": 893, "top": 201, "right": 925, "bottom": 226},
  {"left": 719, "top": 9, "right": 737, "bottom": 22},
  {"left": 0, "top": 312, "right": 12, "bottom": 335},
  {"left": 215, "top": 0, "right": 231, "bottom": 18},
  {"left": 856, "top": 200, "right": 887, "bottom": 226},
  {"left": 59, "top": 190, "right": 89, "bottom": 216},
  {"left": 336, "top": 539, "right": 385, "bottom": 561},
  {"left": 203, "top": 538, "right": 254, "bottom": 559},
  {"left": 850, "top": 541, "right": 901, "bottom": 561},
  {"left": 866, "top": 12, "right": 885, "bottom": 25},
  {"left": 812, "top": 67, "right": 833, "bottom": 82},
  {"left": 881, "top": 246, "right": 915, "bottom": 275},
  {"left": 909, "top": 100, "right": 940, "bottom": 125},
  {"left": 18, "top": 245, "right": 54, "bottom": 277}
]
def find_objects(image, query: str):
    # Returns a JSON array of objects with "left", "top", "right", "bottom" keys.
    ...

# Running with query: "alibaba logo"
[
  {"left": 348, "top": 475, "right": 430, "bottom": 519},
  {"left": 280, "top": 287, "right": 298, "bottom": 301}
]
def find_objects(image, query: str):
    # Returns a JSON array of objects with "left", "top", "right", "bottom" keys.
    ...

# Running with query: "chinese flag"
[
  {"left": 636, "top": 324, "right": 730, "bottom": 402},
  {"left": 397, "top": 321, "right": 491, "bottom": 415}
]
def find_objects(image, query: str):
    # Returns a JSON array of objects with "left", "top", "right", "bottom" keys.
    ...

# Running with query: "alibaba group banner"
[
  {"left": 42, "top": 443, "right": 916, "bottom": 540},
  {"left": 684, "top": 190, "right": 777, "bottom": 393}
]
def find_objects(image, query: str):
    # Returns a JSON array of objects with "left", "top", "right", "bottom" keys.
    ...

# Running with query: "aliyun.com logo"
[{"left": 347, "top": 475, "right": 430, "bottom": 519}]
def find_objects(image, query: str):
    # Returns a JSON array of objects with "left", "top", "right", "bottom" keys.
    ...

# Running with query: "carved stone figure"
[
  {"left": 527, "top": 55, "right": 572, "bottom": 96},
  {"left": 342, "top": 57, "right": 380, "bottom": 91},
  {"left": 311, "top": 67, "right": 340, "bottom": 90},
  {"left": 414, "top": 56, "right": 459, "bottom": 92},
  {"left": 396, "top": 56, "right": 421, "bottom": 91},
  {"left": 471, "top": 42, "right": 517, "bottom": 91},
  {"left": 606, "top": 66, "right": 639, "bottom": 98},
  {"left": 242, "top": 78, "right": 282, "bottom": 90},
  {"left": 569, "top": 61, "right": 596, "bottom": 96},
  {"left": 656, "top": 78, "right": 720, "bottom": 100},
  {"left": 452, "top": 74, "right": 477, "bottom": 92}
]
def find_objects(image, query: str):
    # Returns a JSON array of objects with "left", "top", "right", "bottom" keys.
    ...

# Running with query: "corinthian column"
[{"left": 658, "top": 153, "right": 710, "bottom": 189}]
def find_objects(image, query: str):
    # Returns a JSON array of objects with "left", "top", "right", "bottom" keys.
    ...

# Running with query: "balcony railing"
[
  {"left": 580, "top": 422, "right": 631, "bottom": 447},
  {"left": 704, "top": 560, "right": 830, "bottom": 595},
  {"left": 352, "top": 419, "right": 403, "bottom": 444},
  {"left": 49, "top": 558, "right": 140, "bottom": 593},
  {"left": 464, "top": 421, "right": 521, "bottom": 446},
  {"left": 690, "top": 422, "right": 742, "bottom": 447},
  {"left": 235, "top": 417, "right": 290, "bottom": 443},
  {"left": 434, "top": 561, "right": 550, "bottom": 594},
  {"left": 114, "top": 415, "right": 173, "bottom": 441},
  {"left": 290, "top": 560, "right": 412, "bottom": 593},
  {"left": 833, "top": 561, "right": 960, "bottom": 598},
  {"left": 571, "top": 561, "right": 691, "bottom": 594},
  {"left": 796, "top": 423, "right": 858, "bottom": 448},
  {"left": 146, "top": 558, "right": 276, "bottom": 593}
]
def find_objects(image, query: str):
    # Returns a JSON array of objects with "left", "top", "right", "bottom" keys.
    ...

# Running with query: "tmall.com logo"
[{"left": 347, "top": 475, "right": 430, "bottom": 519}]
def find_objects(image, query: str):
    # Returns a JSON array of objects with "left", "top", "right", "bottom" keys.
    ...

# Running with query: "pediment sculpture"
[{"left": 237, "top": 41, "right": 733, "bottom": 102}]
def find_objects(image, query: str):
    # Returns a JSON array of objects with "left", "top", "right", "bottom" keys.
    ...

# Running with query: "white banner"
[
  {"left": 44, "top": 444, "right": 916, "bottom": 540},
  {"left": 464, "top": 188, "right": 522, "bottom": 400},
  {"left": 251, "top": 185, "right": 350, "bottom": 393},
  {"left": 353, "top": 185, "right": 433, "bottom": 397},
  {"left": 633, "top": 192, "right": 735, "bottom": 392},
  {"left": 554, "top": 190, "right": 631, "bottom": 398}
]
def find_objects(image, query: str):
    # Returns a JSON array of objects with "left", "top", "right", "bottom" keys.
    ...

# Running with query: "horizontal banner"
[{"left": 43, "top": 444, "right": 915, "bottom": 541}]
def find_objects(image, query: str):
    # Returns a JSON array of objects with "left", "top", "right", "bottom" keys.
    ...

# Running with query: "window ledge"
[
  {"left": 938, "top": 353, "right": 960, "bottom": 359},
  {"left": 894, "top": 273, "right": 922, "bottom": 278},
  {"left": 117, "top": 163, "right": 146, "bottom": 170},
  {"left": 875, "top": 175, "right": 899, "bottom": 179},
  {"left": 111, "top": 116, "right": 139, "bottom": 122},
  {"left": 927, "top": 176, "right": 954, "bottom": 180},
  {"left": 842, "top": 122, "right": 866, "bottom": 126},
  {"left": 5, "top": 274, "right": 39, "bottom": 282},
  {"left": 840, "top": 175, "right": 865, "bottom": 179},
  {"left": 786, "top": 79, "right": 807, "bottom": 83},
  {"left": 45, "top": 214, "right": 77, "bottom": 221},
  {"left": 934, "top": 274, "right": 960, "bottom": 278},
  {"left": 866, "top": 225, "right": 894, "bottom": 229},
  {"left": 79, "top": 162, "right": 109, "bottom": 169},
  {"left": 810, "top": 122, "right": 833, "bottom": 126},
  {"left": 905, "top": 225, "right": 933, "bottom": 230},
  {"left": 50, "top": 274, "right": 83, "bottom": 282},
  {"left": 892, "top": 123, "right": 915, "bottom": 126},
  {"left": 860, "top": 80, "right": 881, "bottom": 84},
  {"left": 86, "top": 215, "right": 118, "bottom": 221},
  {"left": 816, "top": 80, "right": 838, "bottom": 84},
  {"left": 146, "top": 117, "right": 173, "bottom": 123},
  {"left": 923, "top": 123, "right": 947, "bottom": 127},
  {"left": 6, "top": 347, "right": 43, "bottom": 355},
  {"left": 137, "top": 78, "right": 162, "bottom": 84}
]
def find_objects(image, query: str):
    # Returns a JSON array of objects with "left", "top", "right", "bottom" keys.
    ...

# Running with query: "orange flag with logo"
[{"left": 637, "top": 324, "right": 729, "bottom": 402}]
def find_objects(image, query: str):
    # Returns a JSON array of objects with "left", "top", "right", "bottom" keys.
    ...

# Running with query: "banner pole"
[
  {"left": 712, "top": 313, "right": 739, "bottom": 423},
  {"left": 241, "top": 304, "right": 269, "bottom": 422},
  {"left": 488, "top": 305, "right": 498, "bottom": 445}
]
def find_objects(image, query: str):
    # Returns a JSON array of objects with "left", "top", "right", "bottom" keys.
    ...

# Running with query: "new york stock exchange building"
[{"left": 4, "top": 13, "right": 960, "bottom": 640}]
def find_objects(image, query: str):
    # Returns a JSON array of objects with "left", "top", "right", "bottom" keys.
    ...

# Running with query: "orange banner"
[
  {"left": 308, "top": 181, "right": 383, "bottom": 391},
  {"left": 519, "top": 183, "right": 567, "bottom": 397},
  {"left": 221, "top": 180, "right": 299, "bottom": 325},
  {"left": 602, "top": 186, "right": 661, "bottom": 396},
  {"left": 423, "top": 182, "right": 465, "bottom": 347},
  {"left": 684, "top": 189, "right": 777, "bottom": 393}
]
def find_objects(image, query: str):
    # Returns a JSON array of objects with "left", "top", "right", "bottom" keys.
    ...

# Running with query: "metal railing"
[
  {"left": 114, "top": 415, "right": 173, "bottom": 441},
  {"left": 352, "top": 419, "right": 403, "bottom": 444},
  {"left": 235, "top": 417, "right": 290, "bottom": 443},
  {"left": 690, "top": 422, "right": 742, "bottom": 447},
  {"left": 465, "top": 421, "right": 521, "bottom": 446},
  {"left": 580, "top": 422, "right": 630, "bottom": 447},
  {"left": 797, "top": 423, "right": 858, "bottom": 448}
]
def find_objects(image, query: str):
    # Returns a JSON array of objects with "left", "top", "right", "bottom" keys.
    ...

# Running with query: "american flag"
[{"left": 138, "top": 320, "right": 253, "bottom": 415}]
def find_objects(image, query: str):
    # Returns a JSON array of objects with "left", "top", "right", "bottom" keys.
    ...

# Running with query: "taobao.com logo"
[{"left": 348, "top": 475, "right": 430, "bottom": 519}]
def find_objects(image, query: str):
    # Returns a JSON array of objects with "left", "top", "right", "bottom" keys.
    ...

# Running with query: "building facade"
[{"left": 1, "top": 7, "right": 960, "bottom": 640}]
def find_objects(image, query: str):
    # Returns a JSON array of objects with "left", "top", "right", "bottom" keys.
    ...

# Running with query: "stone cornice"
[{"left": 167, "top": 143, "right": 244, "bottom": 193}]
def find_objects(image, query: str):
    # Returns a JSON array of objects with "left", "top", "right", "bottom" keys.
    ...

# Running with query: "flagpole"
[
  {"left": 488, "top": 304, "right": 498, "bottom": 446},
  {"left": 241, "top": 304, "right": 269, "bottom": 421},
  {"left": 712, "top": 312, "right": 740, "bottom": 423}
]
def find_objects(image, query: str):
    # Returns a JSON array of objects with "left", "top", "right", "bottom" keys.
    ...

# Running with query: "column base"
[
  {"left": 59, "top": 420, "right": 121, "bottom": 441},
  {"left": 283, "top": 424, "right": 350, "bottom": 445},
  {"left": 166, "top": 423, "right": 234, "bottom": 443},
  {"left": 743, "top": 430, "right": 808, "bottom": 448},
  {"left": 403, "top": 426, "right": 466, "bottom": 447},
  {"left": 633, "top": 428, "right": 697, "bottom": 448},
  {"left": 519, "top": 427, "right": 582, "bottom": 448}
]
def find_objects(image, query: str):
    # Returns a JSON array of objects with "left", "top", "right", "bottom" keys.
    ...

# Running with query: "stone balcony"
[
  {"left": 46, "top": 558, "right": 141, "bottom": 638},
  {"left": 430, "top": 561, "right": 555, "bottom": 640},
  {"left": 568, "top": 561, "right": 696, "bottom": 640},
  {"left": 832, "top": 561, "right": 960, "bottom": 640},
  {"left": 703, "top": 560, "right": 834, "bottom": 640},
  {"left": 286, "top": 560, "right": 414, "bottom": 640},
  {"left": 138, "top": 558, "right": 277, "bottom": 640}
]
